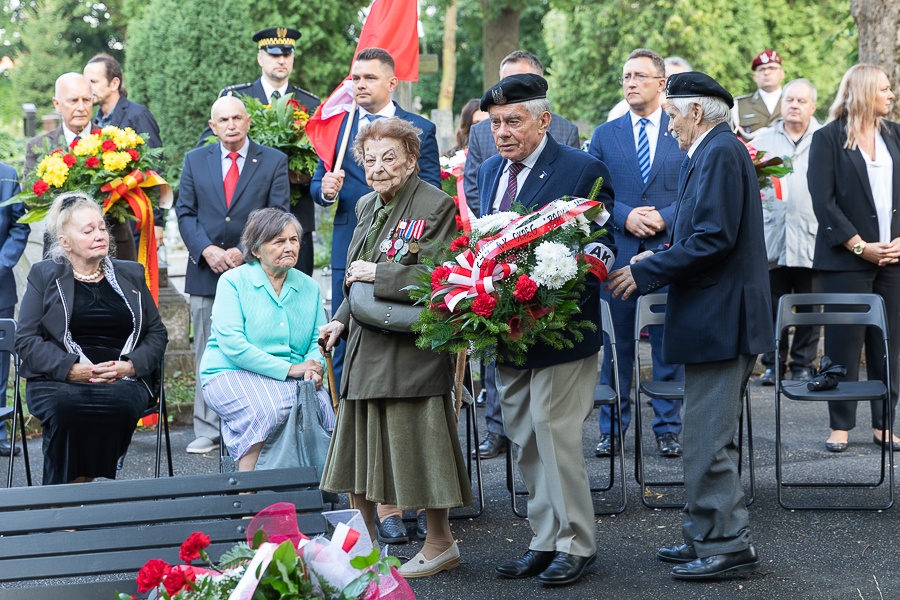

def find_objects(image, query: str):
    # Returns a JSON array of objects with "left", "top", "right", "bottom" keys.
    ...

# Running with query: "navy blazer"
[
  {"left": 808, "top": 119, "right": 900, "bottom": 272},
  {"left": 0, "top": 162, "right": 28, "bottom": 309},
  {"left": 477, "top": 134, "right": 616, "bottom": 370},
  {"left": 587, "top": 112, "right": 684, "bottom": 262},
  {"left": 96, "top": 96, "right": 162, "bottom": 148},
  {"left": 175, "top": 140, "right": 290, "bottom": 296},
  {"left": 465, "top": 113, "right": 580, "bottom": 216},
  {"left": 310, "top": 103, "right": 442, "bottom": 270},
  {"left": 631, "top": 122, "right": 772, "bottom": 364}
]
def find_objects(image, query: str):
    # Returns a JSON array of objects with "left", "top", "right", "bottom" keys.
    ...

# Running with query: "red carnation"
[
  {"left": 455, "top": 215, "right": 464, "bottom": 230},
  {"left": 287, "top": 98, "right": 300, "bottom": 109},
  {"left": 32, "top": 180, "right": 50, "bottom": 196},
  {"left": 136, "top": 559, "right": 171, "bottom": 593},
  {"left": 85, "top": 156, "right": 100, "bottom": 168},
  {"left": 62, "top": 153, "right": 77, "bottom": 167},
  {"left": 126, "top": 148, "right": 140, "bottom": 162},
  {"left": 441, "top": 170, "right": 452, "bottom": 180},
  {"left": 449, "top": 235, "right": 470, "bottom": 252},
  {"left": 472, "top": 293, "right": 496, "bottom": 317},
  {"left": 101, "top": 139, "right": 117, "bottom": 152},
  {"left": 179, "top": 531, "right": 211, "bottom": 562},
  {"left": 513, "top": 274, "right": 538, "bottom": 302},
  {"left": 162, "top": 568, "right": 194, "bottom": 596},
  {"left": 431, "top": 265, "right": 451, "bottom": 290},
  {"left": 91, "top": 128, "right": 102, "bottom": 135}
]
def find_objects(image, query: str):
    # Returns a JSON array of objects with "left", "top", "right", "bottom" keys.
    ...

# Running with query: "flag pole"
[{"left": 330, "top": 100, "right": 357, "bottom": 175}]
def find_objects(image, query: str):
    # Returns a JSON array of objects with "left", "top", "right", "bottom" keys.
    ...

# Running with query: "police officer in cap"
[
  {"left": 732, "top": 50, "right": 785, "bottom": 141},
  {"left": 198, "top": 27, "right": 320, "bottom": 275}
]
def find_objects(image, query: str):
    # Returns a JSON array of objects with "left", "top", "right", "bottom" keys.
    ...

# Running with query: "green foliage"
[
  {"left": 544, "top": 0, "right": 856, "bottom": 127},
  {"left": 126, "top": 0, "right": 257, "bottom": 165},
  {"left": 342, "top": 548, "right": 401, "bottom": 598}
]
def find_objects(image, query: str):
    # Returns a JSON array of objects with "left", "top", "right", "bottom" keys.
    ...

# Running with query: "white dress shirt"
[
  {"left": 759, "top": 87, "right": 782, "bottom": 115},
  {"left": 630, "top": 106, "right": 663, "bottom": 166},
  {"left": 491, "top": 134, "right": 549, "bottom": 213},
  {"left": 219, "top": 137, "right": 250, "bottom": 179},
  {"left": 260, "top": 79, "right": 289, "bottom": 105},
  {"left": 860, "top": 131, "right": 894, "bottom": 243}
]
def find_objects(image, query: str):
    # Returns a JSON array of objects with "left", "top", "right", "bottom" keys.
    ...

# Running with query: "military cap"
[
  {"left": 253, "top": 27, "right": 301, "bottom": 55},
  {"left": 480, "top": 73, "right": 548, "bottom": 112},
  {"left": 665, "top": 72, "right": 734, "bottom": 109},
  {"left": 750, "top": 50, "right": 781, "bottom": 71}
]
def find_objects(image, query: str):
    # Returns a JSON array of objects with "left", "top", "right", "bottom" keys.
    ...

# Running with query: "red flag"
[{"left": 306, "top": 0, "right": 420, "bottom": 171}]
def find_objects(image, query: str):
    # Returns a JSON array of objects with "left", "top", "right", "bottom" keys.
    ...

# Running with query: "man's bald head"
[
  {"left": 209, "top": 95, "right": 251, "bottom": 151},
  {"left": 53, "top": 73, "right": 93, "bottom": 133}
]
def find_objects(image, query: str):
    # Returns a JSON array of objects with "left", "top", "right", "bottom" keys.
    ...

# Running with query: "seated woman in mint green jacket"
[{"left": 200, "top": 208, "right": 327, "bottom": 471}]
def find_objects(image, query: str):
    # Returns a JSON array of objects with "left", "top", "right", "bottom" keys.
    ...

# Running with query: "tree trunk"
[
  {"left": 480, "top": 3, "right": 520, "bottom": 91},
  {"left": 851, "top": 0, "right": 900, "bottom": 121},
  {"left": 437, "top": 0, "right": 458, "bottom": 111}
]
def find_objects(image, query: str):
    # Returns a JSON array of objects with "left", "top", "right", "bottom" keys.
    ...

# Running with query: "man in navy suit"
[
  {"left": 588, "top": 49, "right": 685, "bottom": 459},
  {"left": 479, "top": 73, "right": 615, "bottom": 587},
  {"left": 311, "top": 48, "right": 440, "bottom": 391},
  {"left": 466, "top": 51, "right": 581, "bottom": 460},
  {"left": 0, "top": 162, "right": 28, "bottom": 457},
  {"left": 198, "top": 27, "right": 321, "bottom": 276},
  {"left": 176, "top": 95, "right": 290, "bottom": 454},
  {"left": 607, "top": 72, "right": 771, "bottom": 579}
]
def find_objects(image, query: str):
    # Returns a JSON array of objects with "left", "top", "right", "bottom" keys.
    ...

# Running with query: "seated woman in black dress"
[{"left": 16, "top": 192, "right": 168, "bottom": 484}]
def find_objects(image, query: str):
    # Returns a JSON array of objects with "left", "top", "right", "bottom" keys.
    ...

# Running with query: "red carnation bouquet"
[{"left": 408, "top": 178, "right": 615, "bottom": 366}]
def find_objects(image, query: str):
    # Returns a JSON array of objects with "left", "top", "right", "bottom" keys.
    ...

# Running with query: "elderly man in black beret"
[
  {"left": 607, "top": 72, "right": 772, "bottom": 579},
  {"left": 477, "top": 73, "right": 616, "bottom": 587}
]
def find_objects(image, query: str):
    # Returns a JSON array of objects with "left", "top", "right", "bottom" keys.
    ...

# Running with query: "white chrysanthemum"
[
  {"left": 562, "top": 214, "right": 591, "bottom": 235},
  {"left": 532, "top": 241, "right": 577, "bottom": 289},
  {"left": 471, "top": 211, "right": 519, "bottom": 234},
  {"left": 447, "top": 148, "right": 467, "bottom": 169}
]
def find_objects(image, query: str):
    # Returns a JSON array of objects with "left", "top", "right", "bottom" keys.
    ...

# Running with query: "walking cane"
[
  {"left": 455, "top": 349, "right": 467, "bottom": 421},
  {"left": 318, "top": 338, "right": 339, "bottom": 412}
]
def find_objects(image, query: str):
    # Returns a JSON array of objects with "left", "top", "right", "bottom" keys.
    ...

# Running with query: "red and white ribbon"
[{"left": 435, "top": 249, "right": 518, "bottom": 311}]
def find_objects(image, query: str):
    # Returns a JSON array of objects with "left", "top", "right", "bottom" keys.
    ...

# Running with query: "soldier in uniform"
[
  {"left": 199, "top": 27, "right": 320, "bottom": 275},
  {"left": 732, "top": 50, "right": 785, "bottom": 142}
]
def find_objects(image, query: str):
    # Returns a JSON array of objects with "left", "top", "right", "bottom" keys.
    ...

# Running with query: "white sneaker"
[{"left": 186, "top": 436, "right": 217, "bottom": 454}]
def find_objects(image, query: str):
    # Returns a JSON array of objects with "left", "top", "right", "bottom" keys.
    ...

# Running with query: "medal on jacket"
[
  {"left": 384, "top": 221, "right": 405, "bottom": 263},
  {"left": 407, "top": 219, "right": 425, "bottom": 254}
]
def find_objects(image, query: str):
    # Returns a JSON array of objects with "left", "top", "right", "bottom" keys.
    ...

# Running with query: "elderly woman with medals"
[{"left": 319, "top": 118, "right": 472, "bottom": 578}]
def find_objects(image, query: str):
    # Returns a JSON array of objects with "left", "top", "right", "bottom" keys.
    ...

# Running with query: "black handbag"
[
  {"left": 807, "top": 356, "right": 847, "bottom": 392},
  {"left": 348, "top": 281, "right": 422, "bottom": 334}
]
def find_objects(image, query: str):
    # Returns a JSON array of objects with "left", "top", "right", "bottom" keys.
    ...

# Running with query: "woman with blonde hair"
[{"left": 808, "top": 64, "right": 900, "bottom": 452}]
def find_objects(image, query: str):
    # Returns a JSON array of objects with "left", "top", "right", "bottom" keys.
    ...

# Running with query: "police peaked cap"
[
  {"left": 480, "top": 73, "right": 549, "bottom": 112},
  {"left": 253, "top": 27, "right": 301, "bottom": 55}
]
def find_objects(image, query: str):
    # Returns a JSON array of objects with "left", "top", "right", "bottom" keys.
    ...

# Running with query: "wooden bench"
[{"left": 0, "top": 467, "right": 327, "bottom": 599}]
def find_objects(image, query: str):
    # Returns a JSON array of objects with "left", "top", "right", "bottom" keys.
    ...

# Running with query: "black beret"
[
  {"left": 480, "top": 73, "right": 548, "bottom": 112},
  {"left": 253, "top": 27, "right": 301, "bottom": 55},
  {"left": 665, "top": 72, "right": 734, "bottom": 109}
]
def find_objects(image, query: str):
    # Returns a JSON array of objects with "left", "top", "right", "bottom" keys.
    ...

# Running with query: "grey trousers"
[
  {"left": 497, "top": 354, "right": 598, "bottom": 558},
  {"left": 190, "top": 295, "right": 219, "bottom": 440},
  {"left": 682, "top": 354, "right": 756, "bottom": 557}
]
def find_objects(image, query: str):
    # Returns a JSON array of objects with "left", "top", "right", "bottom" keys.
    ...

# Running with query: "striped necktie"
[
  {"left": 499, "top": 162, "right": 525, "bottom": 212},
  {"left": 359, "top": 203, "right": 392, "bottom": 261},
  {"left": 637, "top": 118, "right": 651, "bottom": 185},
  {"left": 270, "top": 90, "right": 281, "bottom": 102}
]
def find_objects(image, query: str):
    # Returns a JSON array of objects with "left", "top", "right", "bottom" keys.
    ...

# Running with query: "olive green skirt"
[{"left": 320, "top": 394, "right": 473, "bottom": 510}]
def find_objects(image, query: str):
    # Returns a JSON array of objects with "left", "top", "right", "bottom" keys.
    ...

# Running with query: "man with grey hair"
[
  {"left": 754, "top": 79, "right": 822, "bottom": 386},
  {"left": 607, "top": 71, "right": 771, "bottom": 580},
  {"left": 176, "top": 95, "right": 290, "bottom": 454},
  {"left": 478, "top": 72, "right": 615, "bottom": 587},
  {"left": 24, "top": 73, "right": 94, "bottom": 176}
]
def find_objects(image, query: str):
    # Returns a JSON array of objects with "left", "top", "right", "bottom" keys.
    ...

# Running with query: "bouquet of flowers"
[
  {"left": 409, "top": 179, "right": 615, "bottom": 366},
  {"left": 241, "top": 93, "right": 318, "bottom": 204},
  {"left": 743, "top": 141, "right": 793, "bottom": 195},
  {"left": 439, "top": 149, "right": 467, "bottom": 200},
  {"left": 119, "top": 504, "right": 413, "bottom": 600}
]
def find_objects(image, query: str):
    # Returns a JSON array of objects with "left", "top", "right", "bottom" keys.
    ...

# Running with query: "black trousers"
[
  {"left": 820, "top": 267, "right": 900, "bottom": 431},
  {"left": 762, "top": 266, "right": 821, "bottom": 371}
]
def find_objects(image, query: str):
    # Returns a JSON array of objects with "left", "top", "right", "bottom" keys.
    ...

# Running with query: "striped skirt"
[{"left": 202, "top": 370, "right": 335, "bottom": 460}]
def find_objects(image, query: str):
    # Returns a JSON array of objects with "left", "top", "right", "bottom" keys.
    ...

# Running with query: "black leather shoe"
[
  {"left": 759, "top": 368, "right": 776, "bottom": 386},
  {"left": 873, "top": 435, "right": 900, "bottom": 451},
  {"left": 0, "top": 440, "right": 20, "bottom": 457},
  {"left": 537, "top": 552, "right": 596, "bottom": 586},
  {"left": 595, "top": 434, "right": 619, "bottom": 457},
  {"left": 657, "top": 544, "right": 698, "bottom": 564},
  {"left": 415, "top": 511, "right": 427, "bottom": 540},
  {"left": 496, "top": 549, "right": 556, "bottom": 579},
  {"left": 791, "top": 367, "right": 812, "bottom": 382},
  {"left": 656, "top": 433, "right": 682, "bottom": 457},
  {"left": 671, "top": 546, "right": 760, "bottom": 579},
  {"left": 473, "top": 432, "right": 507, "bottom": 459},
  {"left": 375, "top": 515, "right": 409, "bottom": 544}
]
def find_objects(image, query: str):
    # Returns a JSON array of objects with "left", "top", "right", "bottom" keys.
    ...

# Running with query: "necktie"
[
  {"left": 637, "top": 118, "right": 651, "bottom": 185},
  {"left": 359, "top": 203, "right": 392, "bottom": 261},
  {"left": 499, "top": 162, "right": 525, "bottom": 212},
  {"left": 224, "top": 151, "right": 240, "bottom": 208},
  {"left": 270, "top": 90, "right": 281, "bottom": 102},
  {"left": 364, "top": 114, "right": 383, "bottom": 122}
]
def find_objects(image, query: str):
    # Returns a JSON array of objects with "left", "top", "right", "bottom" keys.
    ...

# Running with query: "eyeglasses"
[
  {"left": 756, "top": 65, "right": 781, "bottom": 73},
  {"left": 619, "top": 74, "right": 664, "bottom": 85}
]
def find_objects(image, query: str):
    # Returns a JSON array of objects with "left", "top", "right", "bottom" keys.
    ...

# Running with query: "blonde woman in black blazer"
[{"left": 808, "top": 64, "right": 900, "bottom": 452}]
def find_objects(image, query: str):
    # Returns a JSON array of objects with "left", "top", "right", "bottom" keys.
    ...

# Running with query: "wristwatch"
[{"left": 852, "top": 241, "right": 866, "bottom": 255}]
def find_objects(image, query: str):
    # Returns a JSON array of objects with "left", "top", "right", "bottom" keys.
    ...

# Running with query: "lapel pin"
[
  {"left": 252, "top": 158, "right": 258, "bottom": 163},
  {"left": 539, "top": 171, "right": 546, "bottom": 179}
]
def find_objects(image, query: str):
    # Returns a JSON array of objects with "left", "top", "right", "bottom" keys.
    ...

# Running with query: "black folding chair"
[
  {"left": 507, "top": 299, "right": 627, "bottom": 517},
  {"left": 117, "top": 357, "right": 173, "bottom": 477},
  {"left": 775, "top": 293, "right": 893, "bottom": 510},
  {"left": 633, "top": 293, "right": 754, "bottom": 509},
  {"left": 0, "top": 319, "right": 33, "bottom": 487}
]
